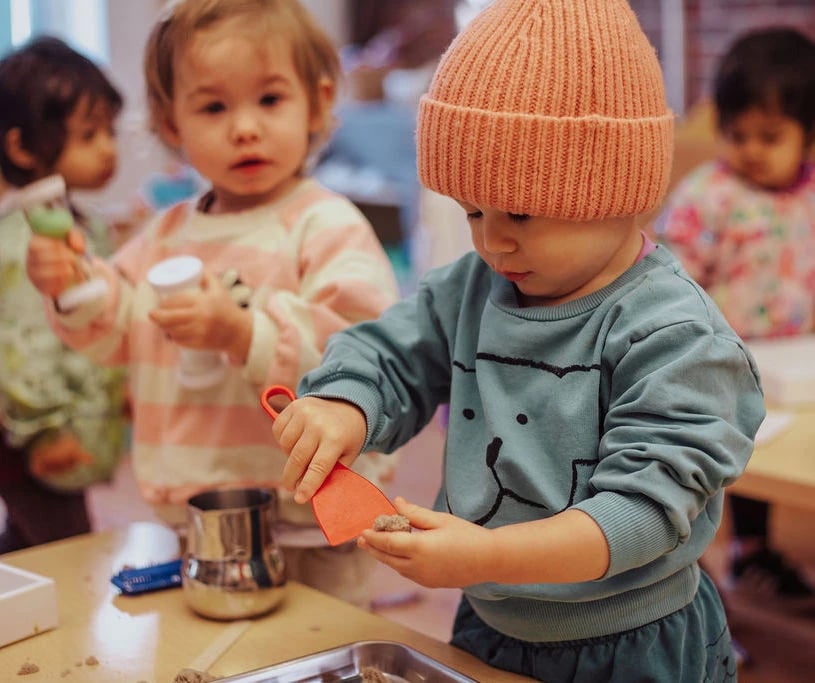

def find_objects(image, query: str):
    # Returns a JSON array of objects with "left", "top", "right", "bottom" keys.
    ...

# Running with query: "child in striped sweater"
[{"left": 25, "top": 0, "right": 400, "bottom": 608}]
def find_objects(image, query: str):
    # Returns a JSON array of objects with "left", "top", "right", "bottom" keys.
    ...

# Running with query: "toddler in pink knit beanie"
[
  {"left": 273, "top": 3, "right": 757, "bottom": 681},
  {"left": 417, "top": 0, "right": 674, "bottom": 221}
]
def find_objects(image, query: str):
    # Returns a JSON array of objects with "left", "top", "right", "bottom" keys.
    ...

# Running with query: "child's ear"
[
  {"left": 308, "top": 76, "right": 336, "bottom": 135},
  {"left": 157, "top": 115, "right": 182, "bottom": 150},
  {"left": 4, "top": 128, "right": 37, "bottom": 170}
]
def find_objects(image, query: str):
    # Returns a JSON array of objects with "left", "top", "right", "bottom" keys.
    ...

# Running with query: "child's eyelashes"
[
  {"left": 201, "top": 101, "right": 226, "bottom": 115},
  {"left": 196, "top": 94, "right": 281, "bottom": 114},
  {"left": 464, "top": 210, "right": 530, "bottom": 223}
]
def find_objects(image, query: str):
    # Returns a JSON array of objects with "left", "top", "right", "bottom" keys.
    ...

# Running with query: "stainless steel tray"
[{"left": 216, "top": 640, "right": 477, "bottom": 682}]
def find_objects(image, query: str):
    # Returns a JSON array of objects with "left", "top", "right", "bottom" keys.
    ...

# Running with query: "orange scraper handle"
[
  {"left": 259, "top": 382, "right": 398, "bottom": 546},
  {"left": 260, "top": 384, "right": 296, "bottom": 420}
]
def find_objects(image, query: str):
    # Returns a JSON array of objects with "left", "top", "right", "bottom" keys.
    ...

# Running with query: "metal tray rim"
[{"left": 215, "top": 639, "right": 478, "bottom": 682}]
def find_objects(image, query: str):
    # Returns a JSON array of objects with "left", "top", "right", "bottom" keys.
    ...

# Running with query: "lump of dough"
[
  {"left": 372, "top": 514, "right": 411, "bottom": 532},
  {"left": 173, "top": 668, "right": 218, "bottom": 683},
  {"left": 361, "top": 665, "right": 389, "bottom": 682}
]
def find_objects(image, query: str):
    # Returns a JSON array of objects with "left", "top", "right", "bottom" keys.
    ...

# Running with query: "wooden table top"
[
  {"left": 0, "top": 522, "right": 531, "bottom": 682},
  {"left": 729, "top": 407, "right": 815, "bottom": 511}
]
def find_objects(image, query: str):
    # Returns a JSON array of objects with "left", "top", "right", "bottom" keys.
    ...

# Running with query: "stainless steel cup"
[{"left": 182, "top": 488, "right": 286, "bottom": 620}]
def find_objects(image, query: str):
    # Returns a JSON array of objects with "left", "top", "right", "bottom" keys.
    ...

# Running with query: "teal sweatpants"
[{"left": 450, "top": 570, "right": 736, "bottom": 682}]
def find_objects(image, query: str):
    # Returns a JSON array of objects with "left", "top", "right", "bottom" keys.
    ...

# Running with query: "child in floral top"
[
  {"left": 0, "top": 37, "right": 129, "bottom": 552},
  {"left": 655, "top": 27, "right": 815, "bottom": 597}
]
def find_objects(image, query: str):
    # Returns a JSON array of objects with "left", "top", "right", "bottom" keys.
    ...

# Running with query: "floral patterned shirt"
[
  {"left": 0, "top": 203, "right": 128, "bottom": 491},
  {"left": 654, "top": 161, "right": 815, "bottom": 339}
]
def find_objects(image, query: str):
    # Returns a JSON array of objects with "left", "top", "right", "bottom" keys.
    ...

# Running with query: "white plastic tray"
[
  {"left": 0, "top": 562, "right": 58, "bottom": 648},
  {"left": 747, "top": 335, "right": 815, "bottom": 406}
]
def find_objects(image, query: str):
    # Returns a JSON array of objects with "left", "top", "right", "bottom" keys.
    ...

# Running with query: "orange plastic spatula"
[{"left": 260, "top": 384, "right": 398, "bottom": 546}]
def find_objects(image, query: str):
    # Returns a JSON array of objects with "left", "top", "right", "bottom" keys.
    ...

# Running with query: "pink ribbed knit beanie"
[{"left": 417, "top": 0, "right": 674, "bottom": 220}]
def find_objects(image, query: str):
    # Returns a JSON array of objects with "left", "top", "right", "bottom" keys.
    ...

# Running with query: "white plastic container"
[
  {"left": 147, "top": 255, "right": 227, "bottom": 390},
  {"left": 747, "top": 335, "right": 815, "bottom": 406},
  {"left": 0, "top": 563, "right": 58, "bottom": 647}
]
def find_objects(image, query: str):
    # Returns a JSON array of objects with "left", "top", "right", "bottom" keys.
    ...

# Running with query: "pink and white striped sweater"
[{"left": 46, "top": 178, "right": 400, "bottom": 534}]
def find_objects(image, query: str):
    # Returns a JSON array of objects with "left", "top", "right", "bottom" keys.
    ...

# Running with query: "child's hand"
[
  {"left": 25, "top": 231, "right": 85, "bottom": 297},
  {"left": 148, "top": 270, "right": 252, "bottom": 362},
  {"left": 357, "top": 497, "right": 495, "bottom": 588},
  {"left": 273, "top": 396, "right": 367, "bottom": 503},
  {"left": 29, "top": 431, "right": 93, "bottom": 477}
]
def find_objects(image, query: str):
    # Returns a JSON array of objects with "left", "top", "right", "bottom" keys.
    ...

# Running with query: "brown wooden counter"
[
  {"left": 729, "top": 407, "right": 815, "bottom": 512},
  {"left": 0, "top": 522, "right": 531, "bottom": 681}
]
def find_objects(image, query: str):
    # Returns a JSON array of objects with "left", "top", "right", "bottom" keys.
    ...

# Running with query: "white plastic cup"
[{"left": 146, "top": 255, "right": 227, "bottom": 390}]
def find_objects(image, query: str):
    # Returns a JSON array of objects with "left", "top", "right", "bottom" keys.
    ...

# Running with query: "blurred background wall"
[
  {"left": 631, "top": 0, "right": 815, "bottom": 112},
  {"left": 0, "top": 0, "right": 815, "bottom": 244}
]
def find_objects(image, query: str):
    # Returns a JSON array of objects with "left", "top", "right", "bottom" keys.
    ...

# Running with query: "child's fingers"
[
  {"left": 66, "top": 228, "right": 86, "bottom": 254},
  {"left": 36, "top": 274, "right": 76, "bottom": 298},
  {"left": 393, "top": 497, "right": 440, "bottom": 530},
  {"left": 75, "top": 447, "right": 94, "bottom": 465},
  {"left": 293, "top": 442, "right": 339, "bottom": 503},
  {"left": 271, "top": 408, "right": 298, "bottom": 454},
  {"left": 199, "top": 269, "right": 223, "bottom": 292},
  {"left": 357, "top": 535, "right": 409, "bottom": 565},
  {"left": 358, "top": 528, "right": 412, "bottom": 558},
  {"left": 26, "top": 235, "right": 78, "bottom": 296},
  {"left": 30, "top": 435, "right": 89, "bottom": 475},
  {"left": 277, "top": 413, "right": 315, "bottom": 491}
]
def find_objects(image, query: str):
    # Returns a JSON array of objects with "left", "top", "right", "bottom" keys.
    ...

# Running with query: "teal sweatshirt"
[{"left": 299, "top": 246, "right": 765, "bottom": 642}]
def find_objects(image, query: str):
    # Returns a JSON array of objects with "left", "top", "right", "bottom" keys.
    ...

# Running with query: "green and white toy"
[
  {"left": 17, "top": 175, "right": 108, "bottom": 310},
  {"left": 26, "top": 204, "right": 75, "bottom": 238}
]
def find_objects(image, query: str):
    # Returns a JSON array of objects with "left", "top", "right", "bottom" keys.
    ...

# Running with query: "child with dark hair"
[
  {"left": 0, "top": 36, "right": 128, "bottom": 552},
  {"left": 0, "top": 36, "right": 123, "bottom": 187},
  {"left": 656, "top": 27, "right": 815, "bottom": 598}
]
